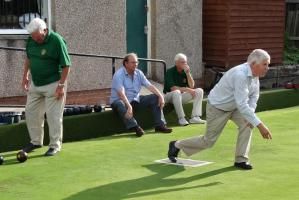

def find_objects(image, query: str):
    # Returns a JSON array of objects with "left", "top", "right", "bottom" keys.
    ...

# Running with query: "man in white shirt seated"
[{"left": 168, "top": 49, "right": 273, "bottom": 170}]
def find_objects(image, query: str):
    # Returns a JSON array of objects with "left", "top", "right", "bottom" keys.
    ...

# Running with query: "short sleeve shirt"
[
  {"left": 110, "top": 66, "right": 152, "bottom": 104},
  {"left": 163, "top": 65, "right": 188, "bottom": 93},
  {"left": 26, "top": 30, "right": 71, "bottom": 86}
]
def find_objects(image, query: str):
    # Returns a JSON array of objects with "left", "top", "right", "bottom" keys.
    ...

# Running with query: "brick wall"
[{"left": 0, "top": 88, "right": 111, "bottom": 106}]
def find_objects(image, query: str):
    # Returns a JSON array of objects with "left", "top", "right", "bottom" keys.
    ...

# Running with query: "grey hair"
[
  {"left": 26, "top": 18, "right": 47, "bottom": 34},
  {"left": 123, "top": 53, "right": 138, "bottom": 65},
  {"left": 174, "top": 53, "right": 187, "bottom": 62},
  {"left": 247, "top": 49, "right": 271, "bottom": 65}
]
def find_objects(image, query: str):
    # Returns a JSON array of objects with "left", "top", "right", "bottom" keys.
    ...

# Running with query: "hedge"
[{"left": 0, "top": 89, "right": 298, "bottom": 152}]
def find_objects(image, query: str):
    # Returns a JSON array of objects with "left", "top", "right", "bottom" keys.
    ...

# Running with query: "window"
[{"left": 0, "top": 0, "right": 51, "bottom": 34}]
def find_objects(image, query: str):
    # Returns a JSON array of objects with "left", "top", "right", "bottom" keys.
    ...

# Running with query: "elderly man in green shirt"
[
  {"left": 21, "top": 18, "right": 71, "bottom": 156},
  {"left": 164, "top": 53, "right": 205, "bottom": 126}
]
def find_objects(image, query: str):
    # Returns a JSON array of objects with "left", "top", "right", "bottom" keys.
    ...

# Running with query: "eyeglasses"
[{"left": 128, "top": 61, "right": 139, "bottom": 64}]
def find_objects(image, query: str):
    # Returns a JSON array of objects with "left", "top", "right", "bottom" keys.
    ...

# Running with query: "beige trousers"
[
  {"left": 176, "top": 102, "right": 253, "bottom": 163},
  {"left": 164, "top": 88, "right": 204, "bottom": 119},
  {"left": 25, "top": 81, "right": 66, "bottom": 150}
]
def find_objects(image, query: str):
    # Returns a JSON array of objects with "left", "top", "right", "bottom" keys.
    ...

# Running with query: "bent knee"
[
  {"left": 149, "top": 94, "right": 159, "bottom": 104},
  {"left": 171, "top": 90, "right": 182, "bottom": 97},
  {"left": 203, "top": 137, "right": 216, "bottom": 148},
  {"left": 195, "top": 88, "right": 203, "bottom": 94},
  {"left": 171, "top": 90, "right": 181, "bottom": 95},
  {"left": 171, "top": 90, "right": 182, "bottom": 101},
  {"left": 112, "top": 100, "right": 126, "bottom": 109},
  {"left": 195, "top": 88, "right": 204, "bottom": 97}
]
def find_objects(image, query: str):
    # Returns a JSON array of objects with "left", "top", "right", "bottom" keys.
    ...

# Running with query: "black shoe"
[
  {"left": 234, "top": 162, "right": 253, "bottom": 170},
  {"left": 0, "top": 155, "right": 4, "bottom": 165},
  {"left": 155, "top": 125, "right": 172, "bottom": 133},
  {"left": 44, "top": 148, "right": 59, "bottom": 156},
  {"left": 22, "top": 143, "right": 42, "bottom": 153},
  {"left": 168, "top": 141, "right": 180, "bottom": 163},
  {"left": 131, "top": 126, "right": 145, "bottom": 137}
]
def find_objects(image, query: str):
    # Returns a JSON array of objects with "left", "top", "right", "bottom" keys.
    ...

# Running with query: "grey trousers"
[
  {"left": 164, "top": 88, "right": 204, "bottom": 119},
  {"left": 25, "top": 81, "right": 66, "bottom": 150},
  {"left": 176, "top": 102, "right": 253, "bottom": 163}
]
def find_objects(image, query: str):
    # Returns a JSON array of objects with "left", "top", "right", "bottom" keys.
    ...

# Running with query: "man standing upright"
[
  {"left": 168, "top": 49, "right": 272, "bottom": 170},
  {"left": 164, "top": 53, "right": 206, "bottom": 126},
  {"left": 22, "top": 18, "right": 71, "bottom": 156},
  {"left": 110, "top": 53, "right": 172, "bottom": 137}
]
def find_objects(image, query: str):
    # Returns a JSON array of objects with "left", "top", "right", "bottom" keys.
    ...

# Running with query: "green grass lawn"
[{"left": 0, "top": 106, "right": 299, "bottom": 200}]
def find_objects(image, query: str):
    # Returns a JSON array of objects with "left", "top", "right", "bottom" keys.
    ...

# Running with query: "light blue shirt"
[
  {"left": 208, "top": 63, "right": 261, "bottom": 127},
  {"left": 110, "top": 66, "right": 152, "bottom": 104}
]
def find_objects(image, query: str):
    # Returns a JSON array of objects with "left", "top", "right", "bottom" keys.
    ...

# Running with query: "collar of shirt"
[
  {"left": 43, "top": 29, "right": 52, "bottom": 43},
  {"left": 123, "top": 66, "right": 137, "bottom": 78},
  {"left": 30, "top": 29, "right": 52, "bottom": 45},
  {"left": 245, "top": 63, "right": 253, "bottom": 78},
  {"left": 174, "top": 65, "right": 186, "bottom": 75}
]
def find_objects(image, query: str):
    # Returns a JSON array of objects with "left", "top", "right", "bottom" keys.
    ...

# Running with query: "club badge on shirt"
[
  {"left": 183, "top": 78, "right": 187, "bottom": 83},
  {"left": 41, "top": 49, "right": 47, "bottom": 56}
]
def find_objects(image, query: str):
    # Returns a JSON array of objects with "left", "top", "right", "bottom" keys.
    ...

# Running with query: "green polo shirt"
[
  {"left": 163, "top": 65, "right": 189, "bottom": 93},
  {"left": 26, "top": 30, "right": 71, "bottom": 86}
]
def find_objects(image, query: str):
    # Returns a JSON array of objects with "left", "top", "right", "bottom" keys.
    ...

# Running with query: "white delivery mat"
[{"left": 155, "top": 158, "right": 213, "bottom": 167}]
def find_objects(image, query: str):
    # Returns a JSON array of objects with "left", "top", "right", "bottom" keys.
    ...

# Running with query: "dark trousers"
[{"left": 111, "top": 94, "right": 166, "bottom": 130}]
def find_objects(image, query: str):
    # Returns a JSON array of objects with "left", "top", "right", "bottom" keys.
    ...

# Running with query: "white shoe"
[
  {"left": 189, "top": 116, "right": 206, "bottom": 124},
  {"left": 178, "top": 118, "right": 189, "bottom": 126}
]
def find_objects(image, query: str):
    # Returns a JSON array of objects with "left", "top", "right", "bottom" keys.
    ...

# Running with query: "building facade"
[{"left": 0, "top": 0, "right": 203, "bottom": 105}]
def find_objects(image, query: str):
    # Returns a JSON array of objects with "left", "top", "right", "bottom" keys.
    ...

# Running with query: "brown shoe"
[
  {"left": 155, "top": 125, "right": 172, "bottom": 133},
  {"left": 133, "top": 126, "right": 145, "bottom": 137}
]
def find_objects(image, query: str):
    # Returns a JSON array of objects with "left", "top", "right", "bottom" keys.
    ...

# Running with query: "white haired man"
[
  {"left": 168, "top": 49, "right": 273, "bottom": 170},
  {"left": 163, "top": 53, "right": 205, "bottom": 126},
  {"left": 21, "top": 18, "right": 71, "bottom": 156}
]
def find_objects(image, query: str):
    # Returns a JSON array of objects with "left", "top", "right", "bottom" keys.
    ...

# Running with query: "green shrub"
[
  {"left": 0, "top": 89, "right": 298, "bottom": 152},
  {"left": 284, "top": 33, "right": 299, "bottom": 65}
]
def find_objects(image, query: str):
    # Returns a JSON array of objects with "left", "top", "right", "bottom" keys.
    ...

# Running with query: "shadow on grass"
[
  {"left": 1, "top": 154, "right": 44, "bottom": 166},
  {"left": 83, "top": 130, "right": 170, "bottom": 142},
  {"left": 63, "top": 164, "right": 236, "bottom": 200},
  {"left": 69, "top": 122, "right": 203, "bottom": 144},
  {"left": 1, "top": 152, "right": 18, "bottom": 157}
]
